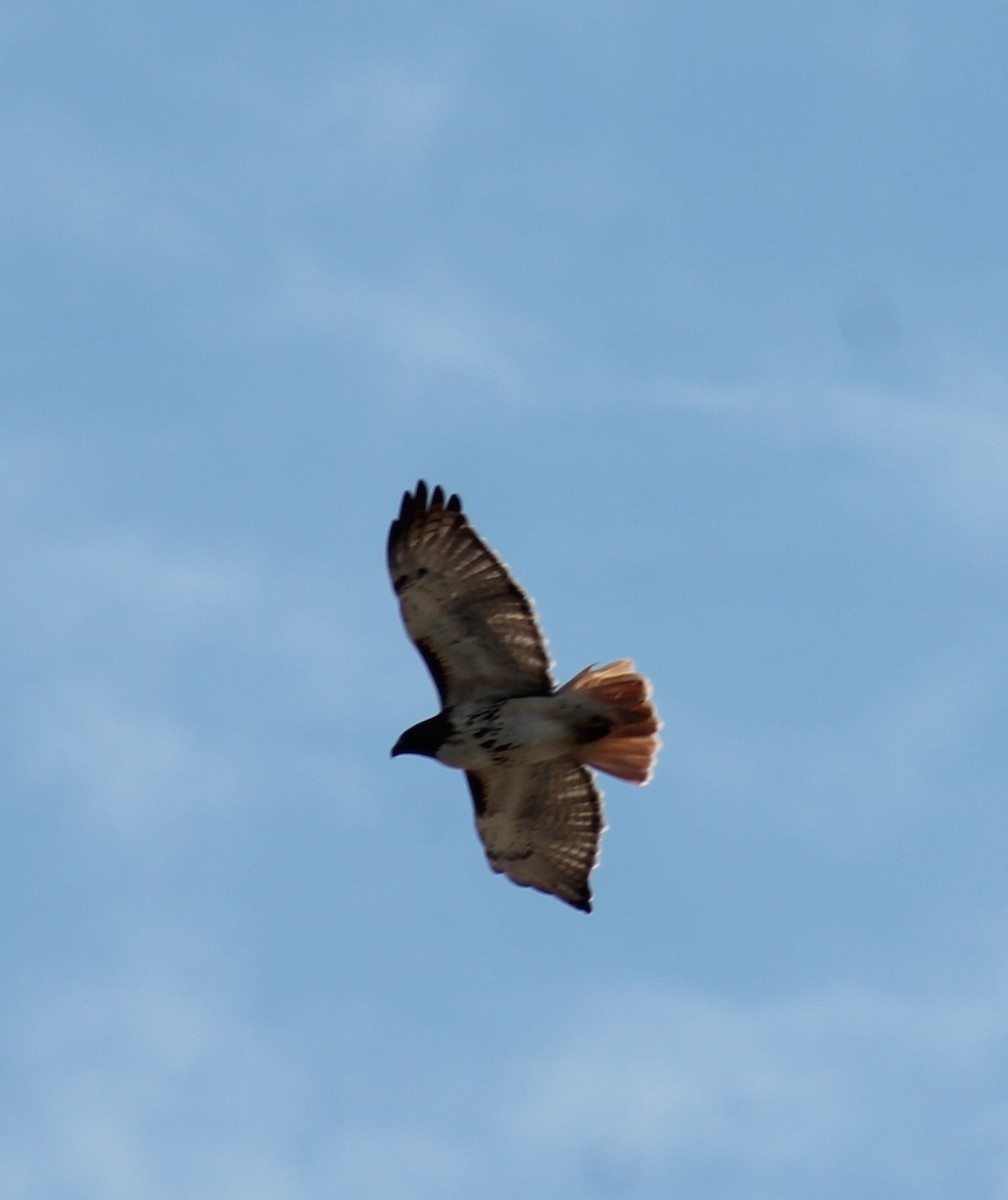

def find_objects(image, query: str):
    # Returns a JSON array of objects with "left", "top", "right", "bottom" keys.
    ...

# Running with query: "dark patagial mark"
[
  {"left": 465, "top": 772, "right": 487, "bottom": 816},
  {"left": 415, "top": 638, "right": 448, "bottom": 705}
]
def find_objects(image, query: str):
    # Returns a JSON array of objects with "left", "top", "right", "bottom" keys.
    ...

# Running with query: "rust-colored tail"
[{"left": 560, "top": 659, "right": 662, "bottom": 784}]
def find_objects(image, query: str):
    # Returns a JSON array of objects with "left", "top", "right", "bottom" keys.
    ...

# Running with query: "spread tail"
[{"left": 560, "top": 659, "right": 662, "bottom": 784}]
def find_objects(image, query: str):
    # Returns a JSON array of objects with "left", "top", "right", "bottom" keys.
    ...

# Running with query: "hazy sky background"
[{"left": 4, "top": 1, "right": 1008, "bottom": 1196}]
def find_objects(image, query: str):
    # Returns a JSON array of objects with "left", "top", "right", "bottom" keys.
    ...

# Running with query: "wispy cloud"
[
  {"left": 667, "top": 648, "right": 997, "bottom": 844},
  {"left": 652, "top": 374, "right": 1008, "bottom": 531},
  {"left": 506, "top": 977, "right": 1008, "bottom": 1195},
  {"left": 0, "top": 101, "right": 210, "bottom": 262},
  {"left": 10, "top": 550, "right": 249, "bottom": 841},
  {"left": 0, "top": 48, "right": 457, "bottom": 265},
  {"left": 329, "top": 1126, "right": 470, "bottom": 1200},
  {"left": 269, "top": 252, "right": 539, "bottom": 395},
  {"left": 242, "top": 58, "right": 457, "bottom": 172},
  {"left": 3, "top": 948, "right": 315, "bottom": 1200},
  {"left": 24, "top": 680, "right": 246, "bottom": 836},
  {"left": 61, "top": 529, "right": 257, "bottom": 623},
  {"left": 1, "top": 444, "right": 384, "bottom": 839},
  {"left": 5, "top": 937, "right": 1006, "bottom": 1200}
]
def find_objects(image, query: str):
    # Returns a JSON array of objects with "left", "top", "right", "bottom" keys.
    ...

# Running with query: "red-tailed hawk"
[{"left": 388, "top": 481, "right": 661, "bottom": 912}]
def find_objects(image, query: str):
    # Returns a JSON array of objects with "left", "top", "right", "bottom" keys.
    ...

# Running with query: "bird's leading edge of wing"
[{"left": 387, "top": 481, "right": 554, "bottom": 706}]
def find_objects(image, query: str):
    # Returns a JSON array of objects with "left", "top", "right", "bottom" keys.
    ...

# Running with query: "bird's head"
[{"left": 390, "top": 712, "right": 451, "bottom": 759}]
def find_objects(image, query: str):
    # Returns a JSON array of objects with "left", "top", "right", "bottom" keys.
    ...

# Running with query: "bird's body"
[
  {"left": 407, "top": 693, "right": 615, "bottom": 772},
  {"left": 388, "top": 481, "right": 661, "bottom": 912}
]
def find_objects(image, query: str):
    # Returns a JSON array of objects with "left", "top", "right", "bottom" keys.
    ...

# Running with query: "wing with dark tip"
[
  {"left": 387, "top": 481, "right": 554, "bottom": 705},
  {"left": 465, "top": 760, "right": 604, "bottom": 913}
]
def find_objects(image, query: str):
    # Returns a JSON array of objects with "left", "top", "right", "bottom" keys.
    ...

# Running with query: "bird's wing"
[
  {"left": 388, "top": 481, "right": 554, "bottom": 706},
  {"left": 466, "top": 759, "right": 605, "bottom": 913}
]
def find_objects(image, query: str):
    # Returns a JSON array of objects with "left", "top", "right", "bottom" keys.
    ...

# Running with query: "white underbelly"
[{"left": 438, "top": 696, "right": 577, "bottom": 770}]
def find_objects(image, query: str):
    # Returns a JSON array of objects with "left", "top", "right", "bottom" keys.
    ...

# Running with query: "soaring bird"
[{"left": 388, "top": 481, "right": 661, "bottom": 912}]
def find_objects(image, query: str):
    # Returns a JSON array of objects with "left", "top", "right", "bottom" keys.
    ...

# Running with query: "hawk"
[{"left": 388, "top": 481, "right": 661, "bottom": 912}]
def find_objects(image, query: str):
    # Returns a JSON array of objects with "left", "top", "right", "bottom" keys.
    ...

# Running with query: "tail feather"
[{"left": 560, "top": 659, "right": 661, "bottom": 784}]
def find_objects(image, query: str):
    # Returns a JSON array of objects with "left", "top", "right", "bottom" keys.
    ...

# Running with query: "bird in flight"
[{"left": 388, "top": 481, "right": 661, "bottom": 912}]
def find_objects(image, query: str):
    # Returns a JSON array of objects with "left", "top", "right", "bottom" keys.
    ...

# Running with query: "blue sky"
[{"left": 4, "top": 1, "right": 1008, "bottom": 1196}]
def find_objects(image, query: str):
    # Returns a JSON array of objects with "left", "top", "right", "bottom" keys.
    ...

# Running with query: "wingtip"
[
  {"left": 394, "top": 481, "right": 464, "bottom": 528},
  {"left": 397, "top": 487, "right": 413, "bottom": 524},
  {"left": 391, "top": 482, "right": 426, "bottom": 553},
  {"left": 389, "top": 480, "right": 468, "bottom": 571}
]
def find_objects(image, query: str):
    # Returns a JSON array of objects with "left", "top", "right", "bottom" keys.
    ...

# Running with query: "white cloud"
[
  {"left": 825, "top": 384, "right": 1008, "bottom": 528},
  {"left": 0, "top": 101, "right": 209, "bottom": 261},
  {"left": 6, "top": 517, "right": 257, "bottom": 833},
  {"left": 6, "top": 944, "right": 1007, "bottom": 1200},
  {"left": 1, "top": 498, "right": 260, "bottom": 664},
  {"left": 3, "top": 950, "right": 313, "bottom": 1200},
  {"left": 0, "top": 48, "right": 457, "bottom": 267},
  {"left": 1, "top": 455, "right": 381, "bottom": 836},
  {"left": 664, "top": 648, "right": 995, "bottom": 849},
  {"left": 269, "top": 252, "right": 538, "bottom": 394},
  {"left": 329, "top": 1126, "right": 470, "bottom": 1200},
  {"left": 63, "top": 529, "right": 258, "bottom": 623},
  {"left": 0, "top": 941, "right": 486, "bottom": 1200},
  {"left": 653, "top": 375, "right": 1008, "bottom": 532},
  {"left": 24, "top": 680, "right": 246, "bottom": 836},
  {"left": 247, "top": 59, "right": 457, "bottom": 170},
  {"left": 506, "top": 977, "right": 1008, "bottom": 1195}
]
